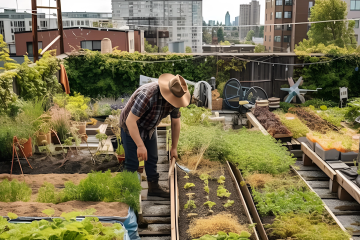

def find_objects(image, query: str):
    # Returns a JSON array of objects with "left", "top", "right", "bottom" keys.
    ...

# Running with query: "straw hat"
[{"left": 158, "top": 73, "right": 191, "bottom": 108}]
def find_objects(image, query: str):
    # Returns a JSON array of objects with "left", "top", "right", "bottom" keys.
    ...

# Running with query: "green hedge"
[{"left": 64, "top": 50, "right": 218, "bottom": 98}]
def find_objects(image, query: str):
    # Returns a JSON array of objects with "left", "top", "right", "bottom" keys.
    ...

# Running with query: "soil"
[
  {"left": 253, "top": 107, "right": 291, "bottom": 136},
  {"left": 290, "top": 108, "right": 339, "bottom": 133},
  {"left": 0, "top": 201, "right": 129, "bottom": 218},
  {"left": 178, "top": 165, "right": 251, "bottom": 240},
  {"left": 0, "top": 151, "right": 122, "bottom": 175}
]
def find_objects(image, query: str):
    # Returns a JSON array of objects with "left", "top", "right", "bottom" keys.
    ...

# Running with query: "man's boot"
[{"left": 148, "top": 180, "right": 170, "bottom": 198}]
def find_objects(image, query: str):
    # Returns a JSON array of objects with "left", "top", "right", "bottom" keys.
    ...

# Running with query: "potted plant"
[
  {"left": 105, "top": 110, "right": 125, "bottom": 163},
  {"left": 35, "top": 114, "right": 52, "bottom": 146}
]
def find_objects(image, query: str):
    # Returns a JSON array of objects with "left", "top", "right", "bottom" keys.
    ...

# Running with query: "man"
[{"left": 120, "top": 73, "right": 190, "bottom": 198}]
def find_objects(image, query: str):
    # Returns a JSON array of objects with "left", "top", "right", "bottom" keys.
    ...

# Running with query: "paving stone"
[
  {"left": 141, "top": 189, "right": 170, "bottom": 201},
  {"left": 312, "top": 188, "right": 338, "bottom": 199},
  {"left": 141, "top": 236, "right": 171, "bottom": 240},
  {"left": 336, "top": 215, "right": 360, "bottom": 235},
  {"left": 159, "top": 172, "right": 168, "bottom": 181},
  {"left": 141, "top": 181, "right": 169, "bottom": 190},
  {"left": 294, "top": 161, "right": 320, "bottom": 171},
  {"left": 307, "top": 180, "right": 329, "bottom": 189},
  {"left": 323, "top": 199, "right": 360, "bottom": 215},
  {"left": 158, "top": 149, "right": 167, "bottom": 157},
  {"left": 157, "top": 130, "right": 167, "bottom": 136},
  {"left": 157, "top": 138, "right": 166, "bottom": 143},
  {"left": 142, "top": 205, "right": 171, "bottom": 216},
  {"left": 158, "top": 156, "right": 169, "bottom": 164},
  {"left": 157, "top": 143, "right": 166, "bottom": 149},
  {"left": 139, "top": 224, "right": 171, "bottom": 233},
  {"left": 296, "top": 170, "right": 329, "bottom": 181},
  {"left": 142, "top": 217, "right": 171, "bottom": 224},
  {"left": 157, "top": 164, "right": 170, "bottom": 172}
]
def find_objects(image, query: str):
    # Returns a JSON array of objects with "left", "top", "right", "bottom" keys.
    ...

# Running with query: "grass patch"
[
  {"left": 275, "top": 110, "right": 310, "bottom": 138},
  {"left": 315, "top": 107, "right": 348, "bottom": 127},
  {"left": 188, "top": 213, "right": 249, "bottom": 238},
  {"left": 245, "top": 173, "right": 274, "bottom": 189},
  {"left": 36, "top": 170, "right": 142, "bottom": 211},
  {"left": 267, "top": 212, "right": 351, "bottom": 240},
  {"left": 0, "top": 179, "right": 32, "bottom": 202}
]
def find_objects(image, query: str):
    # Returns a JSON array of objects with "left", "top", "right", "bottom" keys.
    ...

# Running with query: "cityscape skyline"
[{"left": 0, "top": 0, "right": 266, "bottom": 25}]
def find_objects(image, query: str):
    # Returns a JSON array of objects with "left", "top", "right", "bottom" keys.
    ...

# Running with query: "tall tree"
[
  {"left": 217, "top": 27, "right": 225, "bottom": 42},
  {"left": 245, "top": 30, "right": 255, "bottom": 41},
  {"left": 202, "top": 28, "right": 212, "bottom": 44},
  {"left": 306, "top": 0, "right": 357, "bottom": 48}
]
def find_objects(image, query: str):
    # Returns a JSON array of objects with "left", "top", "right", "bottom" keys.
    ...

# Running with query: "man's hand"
[
  {"left": 137, "top": 145, "right": 148, "bottom": 161},
  {"left": 170, "top": 147, "right": 178, "bottom": 161}
]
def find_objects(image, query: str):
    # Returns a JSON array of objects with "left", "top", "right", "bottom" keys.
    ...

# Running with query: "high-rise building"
[
  {"left": 264, "top": 0, "right": 314, "bottom": 52},
  {"left": 111, "top": 0, "right": 203, "bottom": 53},
  {"left": 225, "top": 11, "right": 231, "bottom": 26},
  {"left": 344, "top": 0, "right": 360, "bottom": 45},
  {"left": 208, "top": 20, "right": 216, "bottom": 26},
  {"left": 235, "top": 16, "right": 239, "bottom": 26},
  {"left": 239, "top": 0, "right": 260, "bottom": 40}
]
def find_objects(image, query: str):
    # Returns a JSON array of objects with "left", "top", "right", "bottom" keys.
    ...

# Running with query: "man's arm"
[
  {"left": 126, "top": 112, "right": 148, "bottom": 161},
  {"left": 170, "top": 117, "right": 181, "bottom": 161}
]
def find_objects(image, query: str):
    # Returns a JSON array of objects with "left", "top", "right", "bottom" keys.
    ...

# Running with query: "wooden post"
[
  {"left": 338, "top": 185, "right": 354, "bottom": 201},
  {"left": 329, "top": 179, "right": 339, "bottom": 193},
  {"left": 302, "top": 153, "right": 314, "bottom": 166},
  {"left": 56, "top": 0, "right": 65, "bottom": 54},
  {"left": 31, "top": 0, "right": 38, "bottom": 62}
]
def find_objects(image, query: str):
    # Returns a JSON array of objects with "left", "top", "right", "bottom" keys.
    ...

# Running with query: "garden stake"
[{"left": 11, "top": 136, "right": 33, "bottom": 177}]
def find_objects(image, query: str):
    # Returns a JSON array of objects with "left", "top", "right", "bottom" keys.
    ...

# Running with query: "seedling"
[
  {"left": 223, "top": 200, "right": 234, "bottom": 208},
  {"left": 184, "top": 174, "right": 190, "bottom": 179},
  {"left": 217, "top": 175, "right": 225, "bottom": 184},
  {"left": 200, "top": 174, "right": 210, "bottom": 194},
  {"left": 217, "top": 185, "right": 231, "bottom": 198},
  {"left": 184, "top": 193, "right": 196, "bottom": 210},
  {"left": 203, "top": 201, "right": 216, "bottom": 213},
  {"left": 184, "top": 183, "right": 195, "bottom": 189}
]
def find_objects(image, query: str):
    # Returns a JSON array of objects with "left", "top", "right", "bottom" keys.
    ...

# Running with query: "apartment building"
[
  {"left": 344, "top": 0, "right": 360, "bottom": 45},
  {"left": 239, "top": 0, "right": 260, "bottom": 40},
  {"left": 111, "top": 0, "right": 203, "bottom": 53},
  {"left": 264, "top": 0, "right": 314, "bottom": 52}
]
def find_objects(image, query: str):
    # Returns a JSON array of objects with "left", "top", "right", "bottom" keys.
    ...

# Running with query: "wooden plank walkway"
[{"left": 139, "top": 129, "right": 172, "bottom": 240}]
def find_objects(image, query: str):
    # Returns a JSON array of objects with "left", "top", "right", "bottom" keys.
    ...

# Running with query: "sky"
[{"left": 1, "top": 0, "right": 266, "bottom": 25}]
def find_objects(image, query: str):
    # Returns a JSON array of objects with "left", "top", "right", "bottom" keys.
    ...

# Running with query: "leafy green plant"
[
  {"left": 301, "top": 99, "right": 337, "bottom": 108},
  {"left": 275, "top": 110, "right": 310, "bottom": 138},
  {"left": 266, "top": 212, "right": 350, "bottom": 240},
  {"left": 36, "top": 170, "right": 142, "bottom": 211},
  {"left": 252, "top": 187, "right": 324, "bottom": 216},
  {"left": 217, "top": 185, "right": 231, "bottom": 198},
  {"left": 223, "top": 200, "right": 234, "bottom": 208},
  {"left": 184, "top": 193, "right": 196, "bottom": 210},
  {"left": 184, "top": 183, "right": 195, "bottom": 189},
  {"left": 320, "top": 105, "right": 327, "bottom": 110},
  {"left": 0, "top": 179, "right": 32, "bottom": 202},
  {"left": 279, "top": 102, "right": 294, "bottom": 113},
  {"left": 54, "top": 92, "right": 91, "bottom": 121},
  {"left": 193, "top": 231, "right": 251, "bottom": 240},
  {"left": 0, "top": 213, "right": 125, "bottom": 239},
  {"left": 200, "top": 174, "right": 210, "bottom": 194},
  {"left": 42, "top": 208, "right": 55, "bottom": 217},
  {"left": 204, "top": 201, "right": 216, "bottom": 212},
  {"left": 315, "top": 107, "right": 347, "bottom": 127},
  {"left": 180, "top": 104, "right": 212, "bottom": 126},
  {"left": 217, "top": 175, "right": 225, "bottom": 184}
]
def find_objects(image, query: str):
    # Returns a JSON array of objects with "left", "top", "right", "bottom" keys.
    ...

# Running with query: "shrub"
[
  {"left": 54, "top": 92, "right": 91, "bottom": 121},
  {"left": 301, "top": 99, "right": 337, "bottom": 108},
  {"left": 279, "top": 102, "right": 294, "bottom": 113},
  {"left": 0, "top": 179, "right": 32, "bottom": 202}
]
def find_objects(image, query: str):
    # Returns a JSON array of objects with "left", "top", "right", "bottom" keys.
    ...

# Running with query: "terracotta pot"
[
  {"left": 20, "top": 137, "right": 33, "bottom": 158},
  {"left": 51, "top": 132, "right": 60, "bottom": 144},
  {"left": 117, "top": 154, "right": 125, "bottom": 163},
  {"left": 36, "top": 134, "right": 47, "bottom": 146},
  {"left": 74, "top": 122, "right": 86, "bottom": 135}
]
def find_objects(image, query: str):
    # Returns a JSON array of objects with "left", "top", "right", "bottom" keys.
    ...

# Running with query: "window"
[
  {"left": 85, "top": 20, "right": 89, "bottom": 26},
  {"left": 266, "top": 14, "right": 267, "bottom": 21},
  {"left": 270, "top": 26, "right": 271, "bottom": 32},
  {"left": 309, "top": 2, "right": 314, "bottom": 17},
  {"left": 26, "top": 42, "right": 42, "bottom": 56},
  {"left": 265, "top": 35, "right": 266, "bottom": 41},
  {"left": 284, "top": 11, "right": 292, "bottom": 18},
  {"left": 77, "top": 20, "right": 80, "bottom": 25},
  {"left": 355, "top": 35, "right": 359, "bottom": 43},
  {"left": 9, "top": 44, "right": 16, "bottom": 55},
  {"left": 269, "top": 36, "right": 271, "bottom": 42},
  {"left": 286, "top": 24, "right": 292, "bottom": 31},
  {"left": 285, "top": 0, "right": 292, "bottom": 5},
  {"left": 284, "top": 35, "right": 291, "bottom": 42},
  {"left": 355, "top": 20, "right": 359, "bottom": 28},
  {"left": 71, "top": 21, "right": 74, "bottom": 26},
  {"left": 351, "top": 0, "right": 360, "bottom": 10},
  {"left": 29, "top": 21, "right": 32, "bottom": 26},
  {"left": 275, "top": 25, "right": 282, "bottom": 30},
  {"left": 12, "top": 35, "right": 14, "bottom": 41},
  {"left": 81, "top": 21, "right": 84, "bottom": 25},
  {"left": 81, "top": 41, "right": 101, "bottom": 51},
  {"left": 276, "top": 12, "right": 282, "bottom": 18},
  {"left": 276, "top": 0, "right": 282, "bottom": 5},
  {"left": 271, "top": 12, "right": 273, "bottom": 20},
  {"left": 274, "top": 36, "right": 281, "bottom": 42}
]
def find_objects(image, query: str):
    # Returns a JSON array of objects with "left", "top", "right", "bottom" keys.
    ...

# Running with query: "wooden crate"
[{"left": 212, "top": 98, "right": 223, "bottom": 110}]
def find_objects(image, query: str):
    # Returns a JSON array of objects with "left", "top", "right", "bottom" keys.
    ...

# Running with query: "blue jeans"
[{"left": 121, "top": 128, "right": 160, "bottom": 182}]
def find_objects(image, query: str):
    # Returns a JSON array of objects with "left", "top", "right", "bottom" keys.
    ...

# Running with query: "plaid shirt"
[{"left": 120, "top": 82, "right": 181, "bottom": 140}]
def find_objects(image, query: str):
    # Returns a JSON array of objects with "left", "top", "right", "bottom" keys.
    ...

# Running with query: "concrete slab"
[
  {"left": 326, "top": 162, "right": 350, "bottom": 170},
  {"left": 141, "top": 236, "right": 171, "bottom": 240},
  {"left": 297, "top": 170, "right": 329, "bottom": 181},
  {"left": 312, "top": 188, "right": 338, "bottom": 199},
  {"left": 336, "top": 215, "right": 360, "bottom": 235},
  {"left": 158, "top": 156, "right": 169, "bottom": 164},
  {"left": 158, "top": 149, "right": 167, "bottom": 157},
  {"left": 323, "top": 199, "right": 360, "bottom": 215},
  {"left": 141, "top": 189, "right": 170, "bottom": 201},
  {"left": 142, "top": 205, "right": 171, "bottom": 216},
  {"left": 157, "top": 138, "right": 166, "bottom": 143},
  {"left": 141, "top": 181, "right": 168, "bottom": 190},
  {"left": 307, "top": 181, "right": 329, "bottom": 189},
  {"left": 157, "top": 164, "right": 170, "bottom": 172},
  {"left": 139, "top": 224, "right": 171, "bottom": 233}
]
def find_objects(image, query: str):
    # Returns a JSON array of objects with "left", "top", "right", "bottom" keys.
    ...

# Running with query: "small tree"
[
  {"left": 145, "top": 39, "right": 159, "bottom": 53},
  {"left": 203, "top": 28, "right": 212, "bottom": 44},
  {"left": 185, "top": 46, "right": 192, "bottom": 53},
  {"left": 255, "top": 44, "right": 266, "bottom": 53},
  {"left": 245, "top": 30, "right": 255, "bottom": 42},
  {"left": 217, "top": 28, "right": 225, "bottom": 42},
  {"left": 161, "top": 46, "right": 169, "bottom": 53}
]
